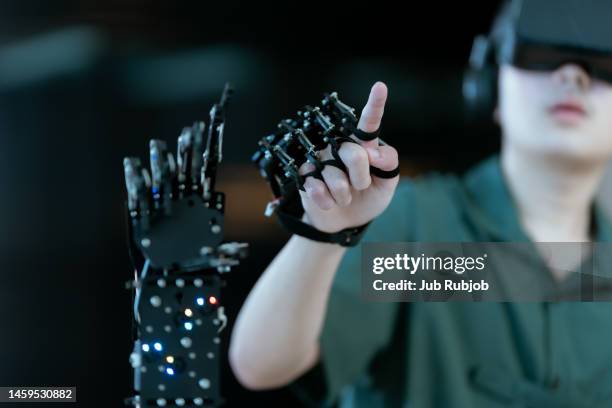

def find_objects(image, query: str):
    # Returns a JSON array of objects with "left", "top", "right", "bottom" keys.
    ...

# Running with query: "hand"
[{"left": 298, "top": 82, "right": 400, "bottom": 233}]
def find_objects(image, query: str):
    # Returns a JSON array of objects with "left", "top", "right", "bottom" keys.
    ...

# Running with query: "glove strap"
[{"left": 275, "top": 188, "right": 370, "bottom": 247}]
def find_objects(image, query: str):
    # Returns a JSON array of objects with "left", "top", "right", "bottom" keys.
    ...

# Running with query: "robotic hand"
[{"left": 123, "top": 84, "right": 247, "bottom": 408}]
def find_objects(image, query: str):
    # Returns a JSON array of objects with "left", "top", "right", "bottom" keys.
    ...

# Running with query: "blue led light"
[
  {"left": 152, "top": 187, "right": 159, "bottom": 195},
  {"left": 142, "top": 344, "right": 150, "bottom": 352},
  {"left": 196, "top": 297, "right": 205, "bottom": 306},
  {"left": 166, "top": 367, "right": 175, "bottom": 376},
  {"left": 153, "top": 342, "right": 163, "bottom": 352},
  {"left": 184, "top": 322, "right": 194, "bottom": 331}
]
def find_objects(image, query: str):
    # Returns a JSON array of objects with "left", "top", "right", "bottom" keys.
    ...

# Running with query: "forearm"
[{"left": 229, "top": 234, "right": 346, "bottom": 389}]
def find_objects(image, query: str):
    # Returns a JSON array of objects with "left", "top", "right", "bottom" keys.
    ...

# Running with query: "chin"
[
  {"left": 537, "top": 118, "right": 606, "bottom": 155},
  {"left": 512, "top": 134, "right": 610, "bottom": 165},
  {"left": 503, "top": 117, "right": 612, "bottom": 163},
  {"left": 536, "top": 140, "right": 612, "bottom": 164}
]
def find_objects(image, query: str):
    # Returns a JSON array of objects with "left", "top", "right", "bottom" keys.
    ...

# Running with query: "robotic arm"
[{"left": 123, "top": 84, "right": 247, "bottom": 408}]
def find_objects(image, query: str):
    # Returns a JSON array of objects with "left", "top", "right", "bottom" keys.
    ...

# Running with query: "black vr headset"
[{"left": 464, "top": 0, "right": 612, "bottom": 115}]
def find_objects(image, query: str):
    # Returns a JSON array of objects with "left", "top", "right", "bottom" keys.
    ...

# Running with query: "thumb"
[{"left": 367, "top": 144, "right": 398, "bottom": 172}]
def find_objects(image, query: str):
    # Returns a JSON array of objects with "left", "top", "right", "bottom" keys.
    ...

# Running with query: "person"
[{"left": 229, "top": 1, "right": 612, "bottom": 407}]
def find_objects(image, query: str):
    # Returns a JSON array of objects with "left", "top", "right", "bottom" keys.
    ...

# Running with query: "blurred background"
[{"left": 0, "top": 0, "right": 522, "bottom": 406}]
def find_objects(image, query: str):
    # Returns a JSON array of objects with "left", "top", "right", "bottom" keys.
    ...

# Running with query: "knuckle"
[
  {"left": 329, "top": 178, "right": 350, "bottom": 197},
  {"left": 384, "top": 145, "right": 399, "bottom": 163},
  {"left": 342, "top": 145, "right": 368, "bottom": 167},
  {"left": 391, "top": 148, "right": 399, "bottom": 162},
  {"left": 367, "top": 116, "right": 383, "bottom": 127},
  {"left": 354, "top": 174, "right": 372, "bottom": 190},
  {"left": 372, "top": 97, "right": 385, "bottom": 108},
  {"left": 308, "top": 183, "right": 332, "bottom": 209},
  {"left": 310, "top": 184, "right": 326, "bottom": 200},
  {"left": 299, "top": 162, "right": 315, "bottom": 176},
  {"left": 361, "top": 106, "right": 383, "bottom": 121},
  {"left": 319, "top": 145, "right": 333, "bottom": 160}
]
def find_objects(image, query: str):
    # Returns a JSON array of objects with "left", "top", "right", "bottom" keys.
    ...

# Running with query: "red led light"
[{"left": 208, "top": 296, "right": 218, "bottom": 305}]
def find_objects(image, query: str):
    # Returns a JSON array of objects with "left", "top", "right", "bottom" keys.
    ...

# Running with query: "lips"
[
  {"left": 548, "top": 99, "right": 588, "bottom": 125},
  {"left": 549, "top": 100, "right": 587, "bottom": 116}
]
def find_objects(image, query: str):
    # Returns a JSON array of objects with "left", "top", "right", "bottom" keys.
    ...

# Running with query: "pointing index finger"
[{"left": 355, "top": 81, "right": 388, "bottom": 150}]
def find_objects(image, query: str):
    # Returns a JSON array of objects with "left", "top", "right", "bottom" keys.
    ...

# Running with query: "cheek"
[
  {"left": 594, "top": 90, "right": 612, "bottom": 128},
  {"left": 587, "top": 87, "right": 612, "bottom": 137},
  {"left": 499, "top": 70, "right": 547, "bottom": 131},
  {"left": 499, "top": 68, "right": 550, "bottom": 122}
]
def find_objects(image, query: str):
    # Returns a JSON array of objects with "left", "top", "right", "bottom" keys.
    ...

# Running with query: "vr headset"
[{"left": 464, "top": 0, "right": 612, "bottom": 114}]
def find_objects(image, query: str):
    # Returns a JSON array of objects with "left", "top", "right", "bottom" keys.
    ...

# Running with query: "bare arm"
[
  {"left": 229, "top": 235, "right": 346, "bottom": 389},
  {"left": 229, "top": 82, "right": 399, "bottom": 390}
]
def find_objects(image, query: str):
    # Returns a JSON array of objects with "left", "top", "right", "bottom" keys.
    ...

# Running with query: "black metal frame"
[
  {"left": 252, "top": 91, "right": 399, "bottom": 247},
  {"left": 123, "top": 84, "right": 247, "bottom": 407}
]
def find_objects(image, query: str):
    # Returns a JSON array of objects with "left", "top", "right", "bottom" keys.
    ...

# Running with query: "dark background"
[{"left": 0, "top": 1, "right": 502, "bottom": 406}]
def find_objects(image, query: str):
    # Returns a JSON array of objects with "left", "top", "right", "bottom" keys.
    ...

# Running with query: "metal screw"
[
  {"left": 180, "top": 337, "right": 192, "bottom": 348},
  {"left": 198, "top": 378, "right": 211, "bottom": 390},
  {"left": 141, "top": 238, "right": 151, "bottom": 248},
  {"left": 211, "top": 224, "right": 221, "bottom": 234},
  {"left": 150, "top": 296, "right": 162, "bottom": 307}
]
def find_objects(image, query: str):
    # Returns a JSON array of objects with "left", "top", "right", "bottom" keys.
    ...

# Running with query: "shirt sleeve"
[{"left": 290, "top": 179, "right": 417, "bottom": 406}]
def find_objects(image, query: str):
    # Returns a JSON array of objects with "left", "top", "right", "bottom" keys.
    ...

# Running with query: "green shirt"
[{"left": 292, "top": 154, "right": 612, "bottom": 408}]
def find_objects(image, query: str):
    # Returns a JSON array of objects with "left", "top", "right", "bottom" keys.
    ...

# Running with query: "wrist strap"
[{"left": 276, "top": 188, "right": 370, "bottom": 247}]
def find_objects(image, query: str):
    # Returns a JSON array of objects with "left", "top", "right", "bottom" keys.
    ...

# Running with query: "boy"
[{"left": 230, "top": 1, "right": 612, "bottom": 406}]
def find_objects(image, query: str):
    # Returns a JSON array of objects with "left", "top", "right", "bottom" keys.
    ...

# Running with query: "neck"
[{"left": 500, "top": 143, "right": 606, "bottom": 242}]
